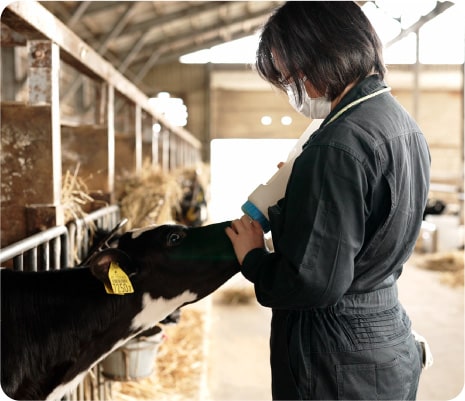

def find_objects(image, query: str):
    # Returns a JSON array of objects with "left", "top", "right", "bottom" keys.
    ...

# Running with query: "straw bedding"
[
  {"left": 413, "top": 250, "right": 464, "bottom": 287},
  {"left": 110, "top": 308, "right": 205, "bottom": 401}
]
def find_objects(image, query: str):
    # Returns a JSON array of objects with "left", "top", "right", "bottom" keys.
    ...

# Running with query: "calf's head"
[{"left": 89, "top": 220, "right": 239, "bottom": 307}]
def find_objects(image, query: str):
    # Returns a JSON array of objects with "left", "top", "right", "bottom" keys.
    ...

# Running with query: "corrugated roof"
[{"left": 30, "top": 1, "right": 458, "bottom": 85}]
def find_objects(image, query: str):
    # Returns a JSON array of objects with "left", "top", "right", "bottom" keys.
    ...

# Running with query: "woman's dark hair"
[{"left": 256, "top": 1, "right": 386, "bottom": 102}]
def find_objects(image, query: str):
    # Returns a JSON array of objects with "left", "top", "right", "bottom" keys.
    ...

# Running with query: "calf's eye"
[{"left": 167, "top": 232, "right": 183, "bottom": 247}]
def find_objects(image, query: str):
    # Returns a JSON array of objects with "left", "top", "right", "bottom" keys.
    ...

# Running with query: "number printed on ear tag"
[{"left": 105, "top": 261, "right": 134, "bottom": 295}]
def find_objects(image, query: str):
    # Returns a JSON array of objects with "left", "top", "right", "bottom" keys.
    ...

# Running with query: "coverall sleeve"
[{"left": 241, "top": 144, "right": 368, "bottom": 308}]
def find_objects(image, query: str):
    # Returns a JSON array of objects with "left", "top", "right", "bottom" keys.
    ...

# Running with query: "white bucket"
[
  {"left": 101, "top": 325, "right": 164, "bottom": 381},
  {"left": 425, "top": 215, "right": 460, "bottom": 252}
]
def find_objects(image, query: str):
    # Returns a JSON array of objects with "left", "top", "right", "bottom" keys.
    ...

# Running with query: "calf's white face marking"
[
  {"left": 131, "top": 290, "right": 198, "bottom": 331},
  {"left": 130, "top": 225, "right": 155, "bottom": 239}
]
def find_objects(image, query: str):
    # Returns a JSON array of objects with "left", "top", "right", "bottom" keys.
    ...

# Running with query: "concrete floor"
[{"left": 205, "top": 260, "right": 464, "bottom": 401}]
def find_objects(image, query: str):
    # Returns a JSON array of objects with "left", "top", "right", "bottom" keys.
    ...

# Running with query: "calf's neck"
[{"left": 1, "top": 221, "right": 239, "bottom": 400}]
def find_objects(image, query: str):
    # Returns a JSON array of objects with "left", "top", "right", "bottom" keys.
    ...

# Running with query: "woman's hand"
[{"left": 225, "top": 215, "right": 265, "bottom": 265}]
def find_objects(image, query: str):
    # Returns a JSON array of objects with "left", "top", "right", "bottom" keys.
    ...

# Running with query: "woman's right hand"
[{"left": 225, "top": 215, "right": 265, "bottom": 265}]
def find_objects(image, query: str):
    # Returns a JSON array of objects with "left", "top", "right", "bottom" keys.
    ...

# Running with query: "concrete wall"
[{"left": 145, "top": 63, "right": 463, "bottom": 199}]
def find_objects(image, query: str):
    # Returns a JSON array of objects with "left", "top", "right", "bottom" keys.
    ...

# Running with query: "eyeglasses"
[{"left": 278, "top": 74, "right": 307, "bottom": 87}]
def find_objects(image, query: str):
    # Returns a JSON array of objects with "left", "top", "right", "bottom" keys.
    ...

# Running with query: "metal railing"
[{"left": 0, "top": 225, "right": 69, "bottom": 271}]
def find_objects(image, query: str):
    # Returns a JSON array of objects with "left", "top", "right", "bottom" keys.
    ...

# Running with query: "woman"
[{"left": 225, "top": 2, "right": 431, "bottom": 400}]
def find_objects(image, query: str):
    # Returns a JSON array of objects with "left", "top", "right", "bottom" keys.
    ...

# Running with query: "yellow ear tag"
[{"left": 105, "top": 261, "right": 134, "bottom": 295}]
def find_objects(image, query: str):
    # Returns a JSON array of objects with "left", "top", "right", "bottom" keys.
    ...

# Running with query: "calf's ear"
[{"left": 88, "top": 248, "right": 137, "bottom": 284}]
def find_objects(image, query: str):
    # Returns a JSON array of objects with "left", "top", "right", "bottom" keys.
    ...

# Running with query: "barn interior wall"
[
  {"left": 210, "top": 88, "right": 310, "bottom": 140},
  {"left": 394, "top": 90, "right": 462, "bottom": 183},
  {"left": 146, "top": 64, "right": 463, "bottom": 181},
  {"left": 146, "top": 63, "right": 463, "bottom": 212},
  {"left": 164, "top": 64, "right": 463, "bottom": 185}
]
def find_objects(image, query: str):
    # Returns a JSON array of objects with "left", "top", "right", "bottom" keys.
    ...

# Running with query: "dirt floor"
[{"left": 205, "top": 256, "right": 464, "bottom": 401}]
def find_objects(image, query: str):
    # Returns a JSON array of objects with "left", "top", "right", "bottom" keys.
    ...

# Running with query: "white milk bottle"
[{"left": 241, "top": 119, "right": 322, "bottom": 232}]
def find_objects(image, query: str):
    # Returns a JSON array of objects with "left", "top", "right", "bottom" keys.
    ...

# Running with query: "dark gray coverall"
[{"left": 241, "top": 75, "right": 431, "bottom": 400}]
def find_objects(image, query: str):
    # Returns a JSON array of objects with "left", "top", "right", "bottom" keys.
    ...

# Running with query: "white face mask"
[{"left": 286, "top": 80, "right": 332, "bottom": 119}]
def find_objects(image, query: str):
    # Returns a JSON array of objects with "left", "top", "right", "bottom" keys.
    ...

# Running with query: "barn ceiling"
[
  {"left": 9, "top": 0, "right": 456, "bottom": 91},
  {"left": 38, "top": 1, "right": 284, "bottom": 83}
]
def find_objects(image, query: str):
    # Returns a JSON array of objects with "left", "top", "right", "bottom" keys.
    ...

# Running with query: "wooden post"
[
  {"left": 26, "top": 40, "right": 64, "bottom": 238},
  {"left": 107, "top": 84, "right": 115, "bottom": 197},
  {"left": 1, "top": 40, "right": 64, "bottom": 246}
]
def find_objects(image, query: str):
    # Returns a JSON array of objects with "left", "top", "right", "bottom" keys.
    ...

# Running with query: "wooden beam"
[
  {"left": 61, "top": 2, "right": 137, "bottom": 104},
  {"left": 1, "top": 22, "right": 26, "bottom": 46},
  {"left": 126, "top": 7, "right": 273, "bottom": 67},
  {"left": 385, "top": 1, "right": 455, "bottom": 48},
  {"left": 4, "top": 1, "right": 201, "bottom": 149},
  {"left": 116, "top": 1, "right": 231, "bottom": 38}
]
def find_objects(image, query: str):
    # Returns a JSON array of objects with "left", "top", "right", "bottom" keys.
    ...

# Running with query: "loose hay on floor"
[
  {"left": 214, "top": 285, "right": 256, "bottom": 305},
  {"left": 412, "top": 250, "right": 464, "bottom": 287},
  {"left": 110, "top": 308, "right": 205, "bottom": 401}
]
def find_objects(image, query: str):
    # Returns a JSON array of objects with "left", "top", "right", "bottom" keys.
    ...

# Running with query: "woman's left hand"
[{"left": 225, "top": 215, "right": 265, "bottom": 265}]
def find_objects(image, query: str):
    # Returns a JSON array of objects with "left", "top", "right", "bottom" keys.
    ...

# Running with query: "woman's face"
[{"left": 271, "top": 50, "right": 324, "bottom": 99}]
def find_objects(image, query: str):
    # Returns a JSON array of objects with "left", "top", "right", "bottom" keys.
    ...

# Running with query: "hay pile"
[
  {"left": 413, "top": 250, "right": 464, "bottom": 287},
  {"left": 61, "top": 166, "right": 95, "bottom": 223},
  {"left": 110, "top": 308, "right": 205, "bottom": 401},
  {"left": 215, "top": 285, "right": 256, "bottom": 305},
  {"left": 116, "top": 161, "right": 182, "bottom": 229},
  {"left": 174, "top": 165, "right": 209, "bottom": 196}
]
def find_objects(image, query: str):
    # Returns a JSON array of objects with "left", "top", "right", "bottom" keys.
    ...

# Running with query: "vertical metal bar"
[
  {"left": 83, "top": 228, "right": 89, "bottom": 258},
  {"left": 162, "top": 130, "right": 170, "bottom": 171},
  {"left": 13, "top": 254, "right": 23, "bottom": 271},
  {"left": 41, "top": 242, "right": 50, "bottom": 271},
  {"left": 51, "top": 236, "right": 60, "bottom": 270},
  {"left": 183, "top": 141, "right": 187, "bottom": 167},
  {"left": 135, "top": 104, "right": 142, "bottom": 174},
  {"left": 152, "top": 129, "right": 159, "bottom": 167},
  {"left": 68, "top": 223, "right": 76, "bottom": 266},
  {"left": 61, "top": 232, "right": 69, "bottom": 268},
  {"left": 26, "top": 248, "right": 37, "bottom": 272},
  {"left": 75, "top": 220, "right": 83, "bottom": 263},
  {"left": 170, "top": 135, "right": 176, "bottom": 170}
]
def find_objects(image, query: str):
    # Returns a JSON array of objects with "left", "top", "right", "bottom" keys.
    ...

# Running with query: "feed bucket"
[{"left": 101, "top": 325, "right": 164, "bottom": 381}]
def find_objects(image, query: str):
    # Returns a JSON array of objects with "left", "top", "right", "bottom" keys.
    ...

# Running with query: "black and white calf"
[{"left": 1, "top": 221, "right": 239, "bottom": 401}]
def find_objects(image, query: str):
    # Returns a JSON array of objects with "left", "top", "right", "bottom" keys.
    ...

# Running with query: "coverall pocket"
[{"left": 336, "top": 355, "right": 409, "bottom": 400}]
